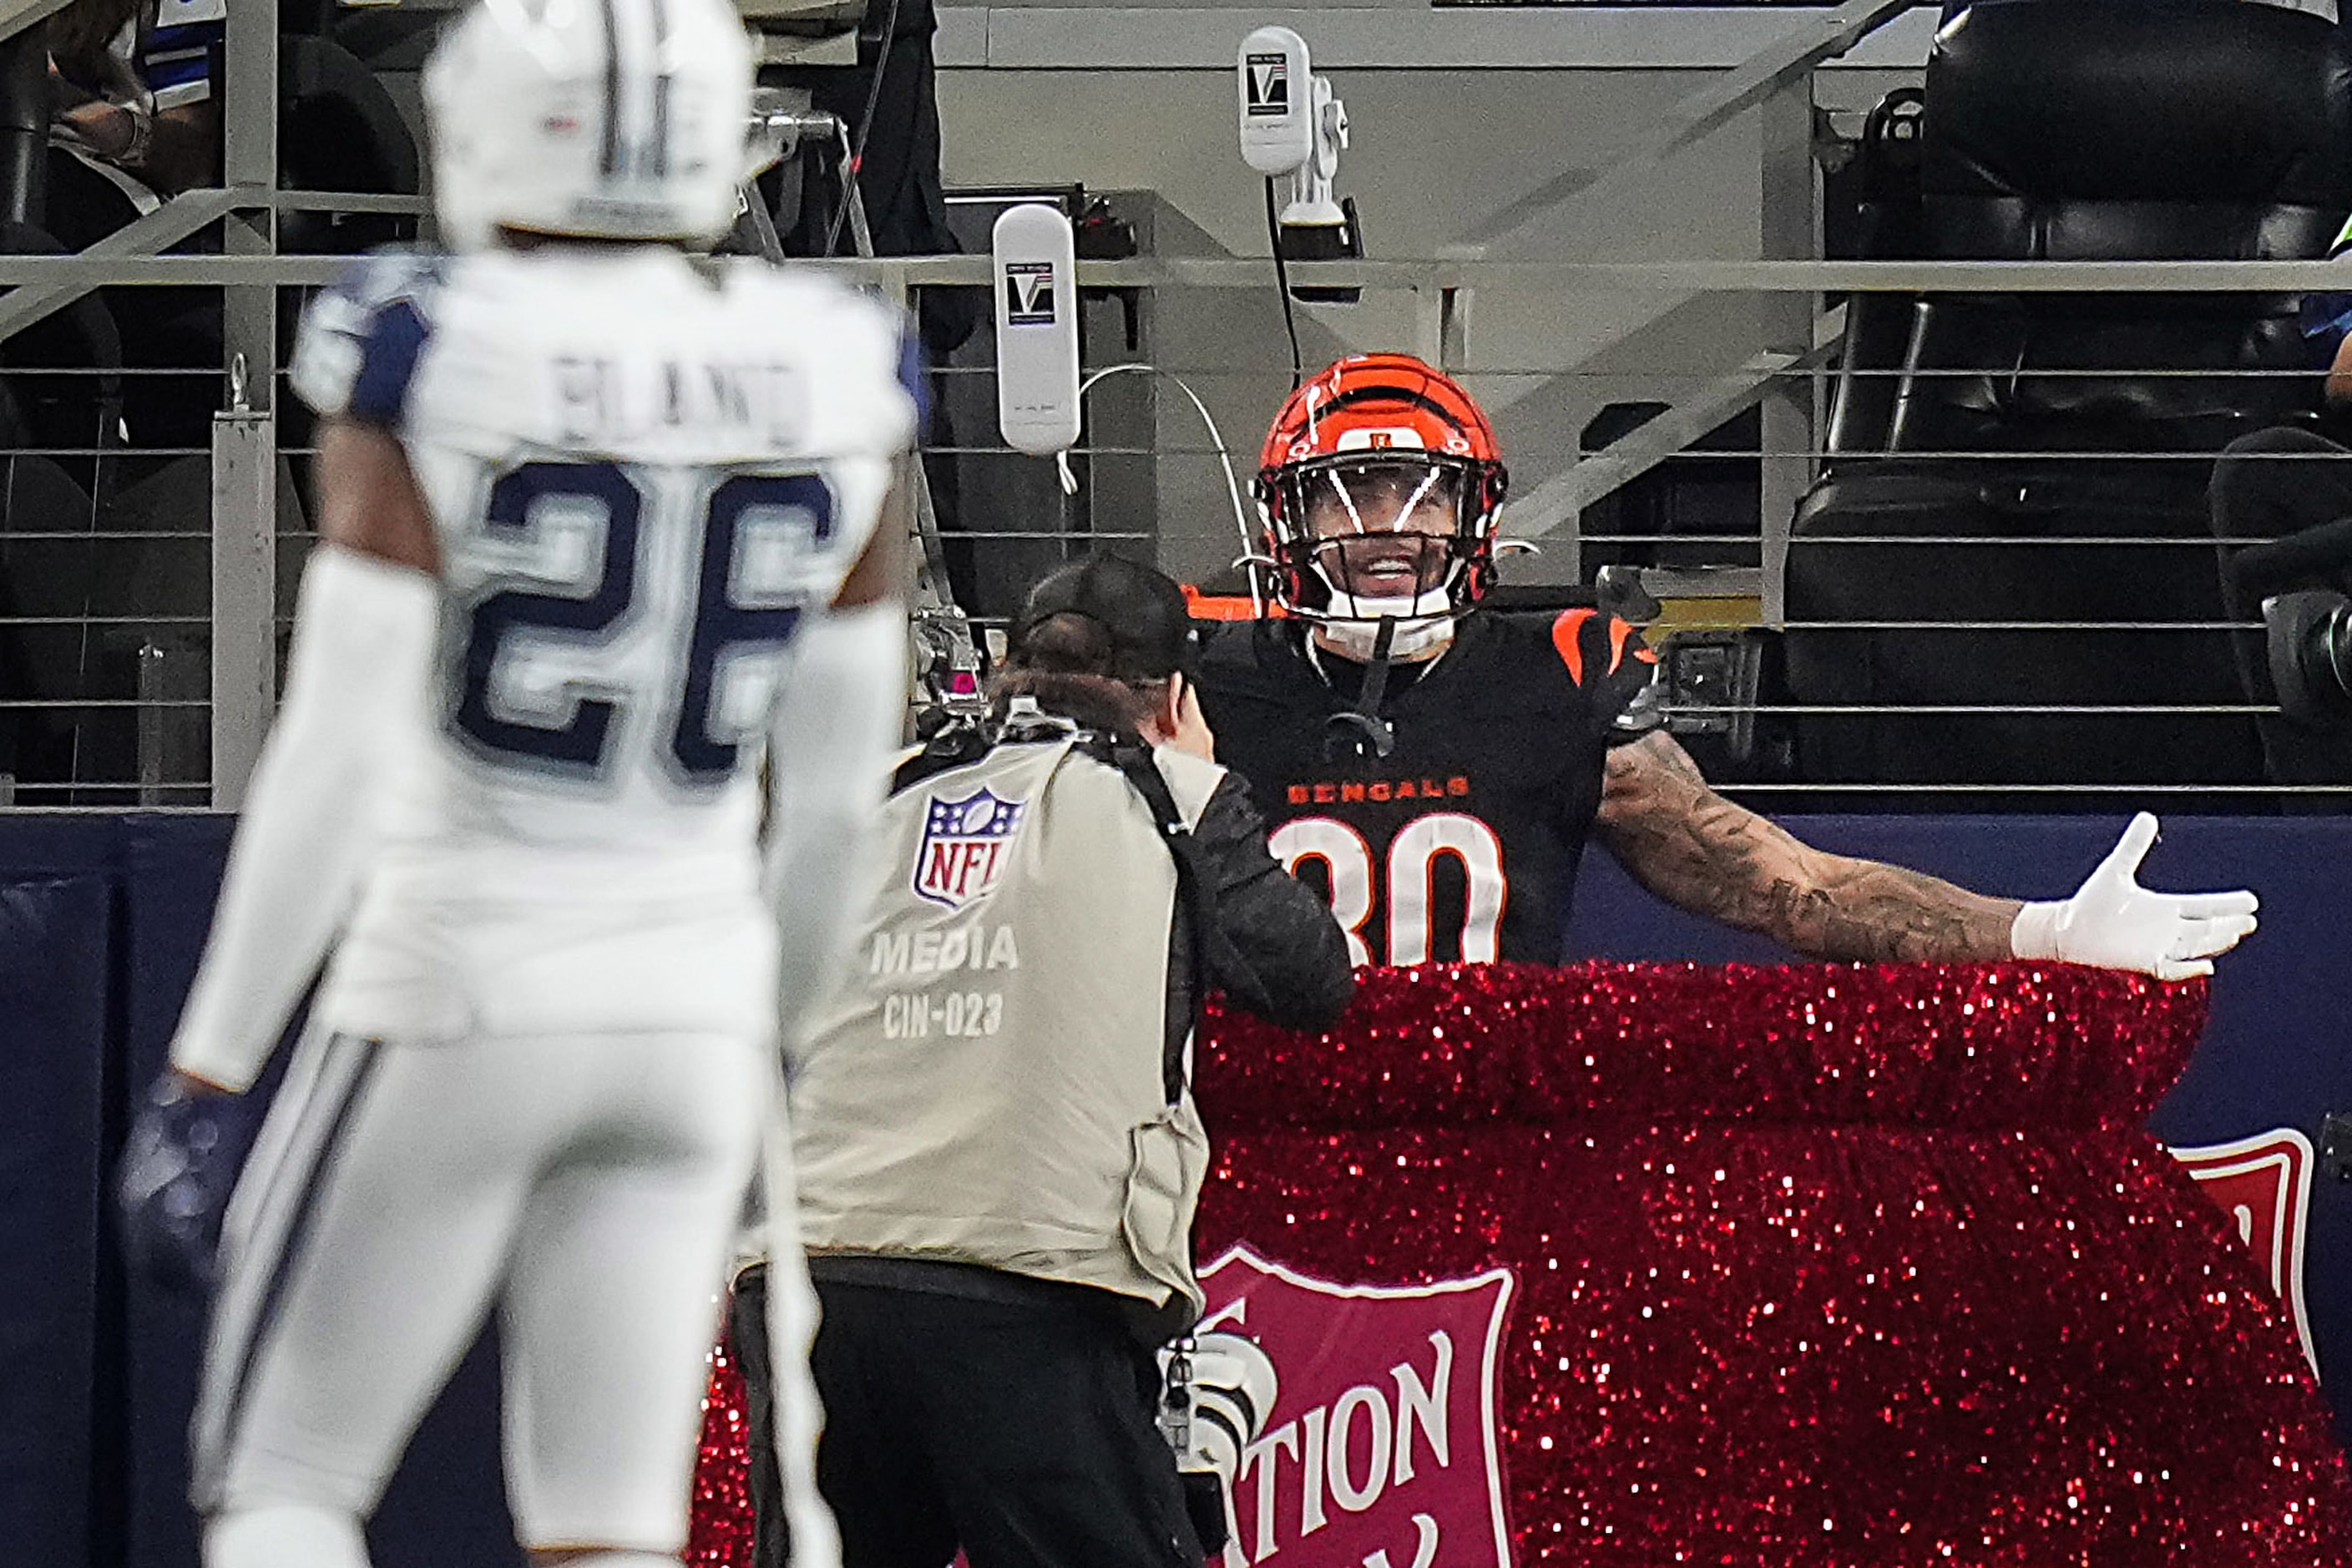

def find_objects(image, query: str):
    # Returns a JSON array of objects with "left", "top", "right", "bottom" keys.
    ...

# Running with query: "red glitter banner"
[{"left": 690, "top": 961, "right": 2352, "bottom": 1566}]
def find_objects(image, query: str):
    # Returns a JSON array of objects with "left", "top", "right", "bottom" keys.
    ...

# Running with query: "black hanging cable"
[
  {"left": 822, "top": 0, "right": 904, "bottom": 257},
  {"left": 1264, "top": 177, "right": 1303, "bottom": 389}
]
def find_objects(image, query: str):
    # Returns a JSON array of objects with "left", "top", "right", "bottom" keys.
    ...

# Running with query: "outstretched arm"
[
  {"left": 1595, "top": 733, "right": 2258, "bottom": 975},
  {"left": 1594, "top": 731, "right": 2019, "bottom": 963}
]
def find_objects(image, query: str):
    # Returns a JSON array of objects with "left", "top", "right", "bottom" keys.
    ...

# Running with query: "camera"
[
  {"left": 910, "top": 604, "right": 987, "bottom": 736},
  {"left": 2227, "top": 515, "right": 2352, "bottom": 732},
  {"left": 1158, "top": 1330, "right": 1279, "bottom": 1554},
  {"left": 2265, "top": 589, "right": 2352, "bottom": 726}
]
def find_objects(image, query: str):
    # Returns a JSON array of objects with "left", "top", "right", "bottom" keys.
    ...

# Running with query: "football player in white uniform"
[{"left": 112, "top": 3, "right": 912, "bottom": 1565}]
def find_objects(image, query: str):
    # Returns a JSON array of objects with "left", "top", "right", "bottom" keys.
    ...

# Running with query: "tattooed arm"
[{"left": 1593, "top": 731, "right": 2020, "bottom": 963}]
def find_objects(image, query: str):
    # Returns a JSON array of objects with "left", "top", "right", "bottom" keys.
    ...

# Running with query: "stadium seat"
[
  {"left": 0, "top": 219, "right": 122, "bottom": 797},
  {"left": 1780, "top": 0, "right": 2352, "bottom": 806},
  {"left": 0, "top": 454, "right": 99, "bottom": 794},
  {"left": 0, "top": 221, "right": 122, "bottom": 481},
  {"left": 277, "top": 33, "right": 420, "bottom": 256}
]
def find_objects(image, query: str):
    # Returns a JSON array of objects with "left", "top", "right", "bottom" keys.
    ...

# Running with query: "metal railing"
[
  {"left": 3, "top": 252, "right": 2344, "bottom": 807},
  {"left": 5, "top": 0, "right": 2349, "bottom": 806}
]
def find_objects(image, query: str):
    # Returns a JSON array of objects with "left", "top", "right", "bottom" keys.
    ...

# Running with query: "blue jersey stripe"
[
  {"left": 898, "top": 326, "right": 930, "bottom": 431},
  {"left": 203, "top": 1038, "right": 382, "bottom": 1505},
  {"left": 143, "top": 58, "right": 210, "bottom": 89},
  {"left": 347, "top": 297, "right": 434, "bottom": 427},
  {"left": 146, "top": 20, "right": 224, "bottom": 48}
]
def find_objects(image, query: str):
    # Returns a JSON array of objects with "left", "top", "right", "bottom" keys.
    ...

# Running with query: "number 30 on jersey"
[{"left": 1270, "top": 812, "right": 1505, "bottom": 966}]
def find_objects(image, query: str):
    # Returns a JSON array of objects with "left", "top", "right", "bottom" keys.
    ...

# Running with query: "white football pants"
[{"left": 190, "top": 1024, "right": 781, "bottom": 1557}]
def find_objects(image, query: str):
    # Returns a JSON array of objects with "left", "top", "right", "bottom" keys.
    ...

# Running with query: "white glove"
[{"left": 2010, "top": 812, "right": 2258, "bottom": 982}]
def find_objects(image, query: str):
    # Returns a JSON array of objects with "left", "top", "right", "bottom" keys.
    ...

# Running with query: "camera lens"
[{"left": 2265, "top": 589, "right": 2352, "bottom": 726}]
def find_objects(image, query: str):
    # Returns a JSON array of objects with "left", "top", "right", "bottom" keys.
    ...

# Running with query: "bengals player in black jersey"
[{"left": 1192, "top": 353, "right": 2258, "bottom": 977}]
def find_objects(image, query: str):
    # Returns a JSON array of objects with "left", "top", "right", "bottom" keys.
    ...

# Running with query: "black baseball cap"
[{"left": 1012, "top": 554, "right": 1200, "bottom": 683}]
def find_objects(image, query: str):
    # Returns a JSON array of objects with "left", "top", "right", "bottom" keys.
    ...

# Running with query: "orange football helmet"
[{"left": 1252, "top": 353, "right": 1509, "bottom": 635}]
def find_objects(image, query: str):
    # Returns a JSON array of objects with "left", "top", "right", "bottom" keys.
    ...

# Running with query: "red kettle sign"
[{"left": 1196, "top": 1246, "right": 1517, "bottom": 1567}]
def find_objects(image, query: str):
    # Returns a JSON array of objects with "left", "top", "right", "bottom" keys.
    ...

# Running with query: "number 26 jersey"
[
  {"left": 286, "top": 245, "right": 918, "bottom": 1039},
  {"left": 1195, "top": 609, "right": 1662, "bottom": 967}
]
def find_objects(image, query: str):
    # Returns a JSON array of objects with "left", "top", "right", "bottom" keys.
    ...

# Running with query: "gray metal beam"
[
  {"left": 0, "top": 186, "right": 242, "bottom": 342},
  {"left": 943, "top": 3, "right": 1941, "bottom": 72},
  {"left": 223, "top": 0, "right": 278, "bottom": 192},
  {"left": 1503, "top": 322, "right": 1842, "bottom": 543},
  {"left": 1101, "top": 256, "right": 2352, "bottom": 291},
  {"left": 222, "top": 0, "right": 279, "bottom": 412},
  {"left": 210, "top": 407, "right": 276, "bottom": 807},
  {"left": 0, "top": 0, "right": 76, "bottom": 47},
  {"left": 211, "top": 0, "right": 279, "bottom": 801},
  {"left": 1454, "top": 0, "right": 1923, "bottom": 251},
  {"left": 3, "top": 253, "right": 2352, "bottom": 292},
  {"left": 274, "top": 191, "right": 428, "bottom": 215},
  {"left": 1755, "top": 76, "right": 1819, "bottom": 626}
]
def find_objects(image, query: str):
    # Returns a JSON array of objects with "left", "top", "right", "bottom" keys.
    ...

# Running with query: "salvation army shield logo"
[
  {"left": 1196, "top": 1246, "right": 1515, "bottom": 1568},
  {"left": 2170, "top": 1129, "right": 2319, "bottom": 1375},
  {"left": 913, "top": 787, "right": 1026, "bottom": 909}
]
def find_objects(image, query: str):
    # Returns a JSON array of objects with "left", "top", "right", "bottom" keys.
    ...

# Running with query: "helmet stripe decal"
[
  {"left": 597, "top": 0, "right": 624, "bottom": 176},
  {"left": 650, "top": 73, "right": 672, "bottom": 176},
  {"left": 647, "top": 0, "right": 672, "bottom": 177},
  {"left": 1315, "top": 382, "right": 1469, "bottom": 426},
  {"left": 600, "top": 0, "right": 670, "bottom": 183}
]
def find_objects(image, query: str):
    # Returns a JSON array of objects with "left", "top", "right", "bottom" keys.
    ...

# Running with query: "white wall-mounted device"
[{"left": 991, "top": 202, "right": 1082, "bottom": 456}]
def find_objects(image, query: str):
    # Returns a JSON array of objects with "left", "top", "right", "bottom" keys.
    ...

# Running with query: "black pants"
[
  {"left": 795, "top": 1266, "right": 1201, "bottom": 1568},
  {"left": 2208, "top": 424, "right": 2352, "bottom": 786}
]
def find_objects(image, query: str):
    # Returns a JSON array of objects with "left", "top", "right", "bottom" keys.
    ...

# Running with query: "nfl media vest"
[{"left": 790, "top": 729, "right": 1222, "bottom": 1318}]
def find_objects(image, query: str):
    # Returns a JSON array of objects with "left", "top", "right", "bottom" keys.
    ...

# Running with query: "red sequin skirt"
[{"left": 692, "top": 962, "right": 2351, "bottom": 1566}]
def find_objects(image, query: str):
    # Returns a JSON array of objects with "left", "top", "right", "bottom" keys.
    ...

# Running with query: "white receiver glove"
[{"left": 2009, "top": 812, "right": 2258, "bottom": 982}]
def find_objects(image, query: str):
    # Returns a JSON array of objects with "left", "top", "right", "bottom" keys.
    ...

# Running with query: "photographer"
[
  {"left": 780, "top": 555, "right": 1353, "bottom": 1567},
  {"left": 2208, "top": 240, "right": 2352, "bottom": 781}
]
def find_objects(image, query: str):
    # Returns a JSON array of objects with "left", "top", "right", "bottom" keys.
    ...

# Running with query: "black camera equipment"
[{"left": 2234, "top": 517, "right": 2352, "bottom": 726}]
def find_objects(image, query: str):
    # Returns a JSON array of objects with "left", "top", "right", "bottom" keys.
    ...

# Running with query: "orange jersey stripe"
[
  {"left": 1550, "top": 606, "right": 1596, "bottom": 685},
  {"left": 1606, "top": 615, "right": 1635, "bottom": 676}
]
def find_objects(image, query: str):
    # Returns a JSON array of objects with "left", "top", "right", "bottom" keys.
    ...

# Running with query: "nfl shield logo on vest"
[
  {"left": 1196, "top": 1246, "right": 1516, "bottom": 1568},
  {"left": 914, "top": 788, "right": 1028, "bottom": 909}
]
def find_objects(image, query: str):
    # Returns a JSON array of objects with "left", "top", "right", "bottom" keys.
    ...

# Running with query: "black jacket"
[{"left": 1164, "top": 766, "right": 1357, "bottom": 1045}]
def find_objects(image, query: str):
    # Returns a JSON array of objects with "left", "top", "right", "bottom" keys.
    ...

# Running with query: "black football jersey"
[{"left": 1195, "top": 609, "right": 1662, "bottom": 967}]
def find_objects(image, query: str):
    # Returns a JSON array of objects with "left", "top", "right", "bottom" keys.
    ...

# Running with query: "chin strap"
[{"left": 1323, "top": 615, "right": 1399, "bottom": 761}]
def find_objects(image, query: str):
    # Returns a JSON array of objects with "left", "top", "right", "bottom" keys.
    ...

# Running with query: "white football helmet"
[{"left": 423, "top": 0, "right": 756, "bottom": 252}]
